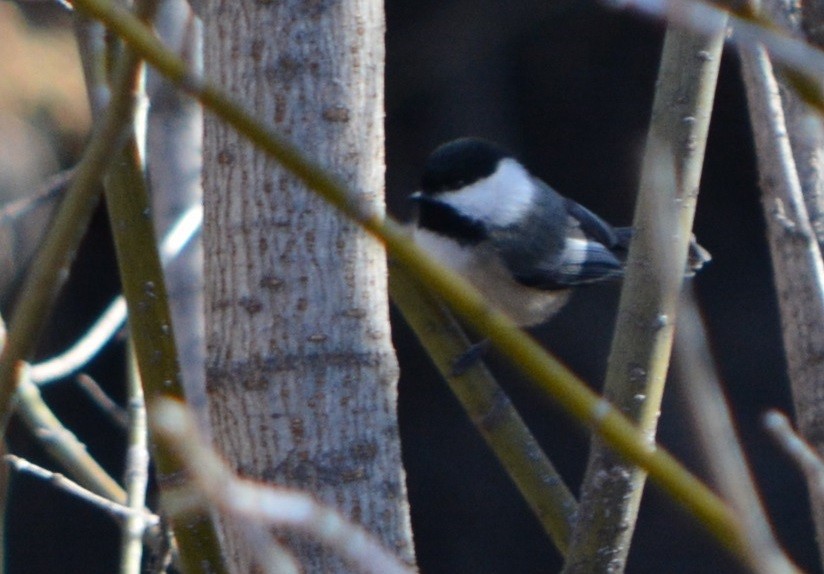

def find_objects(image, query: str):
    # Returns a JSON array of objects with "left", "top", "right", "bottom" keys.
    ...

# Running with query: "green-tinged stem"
[
  {"left": 69, "top": 0, "right": 746, "bottom": 560},
  {"left": 0, "top": 1, "right": 147, "bottom": 439},
  {"left": 389, "top": 263, "right": 576, "bottom": 555},
  {"left": 103, "top": 135, "right": 226, "bottom": 574},
  {"left": 563, "top": 25, "right": 725, "bottom": 573}
]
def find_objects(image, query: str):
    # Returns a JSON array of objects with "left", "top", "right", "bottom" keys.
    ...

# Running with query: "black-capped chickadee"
[{"left": 410, "top": 137, "right": 709, "bottom": 328}]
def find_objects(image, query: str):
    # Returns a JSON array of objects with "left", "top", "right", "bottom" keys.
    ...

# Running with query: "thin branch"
[
  {"left": 764, "top": 410, "right": 824, "bottom": 499},
  {"left": 151, "top": 399, "right": 414, "bottom": 574},
  {"left": 609, "top": 0, "right": 824, "bottom": 114},
  {"left": 738, "top": 22, "right": 824, "bottom": 566},
  {"left": 29, "top": 204, "right": 202, "bottom": 385},
  {"left": 73, "top": 11, "right": 108, "bottom": 122},
  {"left": 101, "top": 53, "right": 227, "bottom": 574},
  {"left": 16, "top": 370, "right": 126, "bottom": 503},
  {"left": 389, "top": 262, "right": 577, "bottom": 555},
  {"left": 227, "top": 517, "right": 301, "bottom": 574},
  {"left": 0, "top": 168, "right": 74, "bottom": 305},
  {"left": 145, "top": 0, "right": 206, "bottom": 431},
  {"left": 5, "top": 454, "right": 158, "bottom": 528},
  {"left": 0, "top": 0, "right": 150, "bottom": 437},
  {"left": 119, "top": 347, "right": 150, "bottom": 574},
  {"left": 75, "top": 373, "right": 129, "bottom": 429},
  {"left": 29, "top": 298, "right": 128, "bottom": 385},
  {"left": 75, "top": 1, "right": 225, "bottom": 570},
  {"left": 765, "top": 0, "right": 824, "bottom": 251},
  {"left": 65, "top": 0, "right": 766, "bottom": 560},
  {"left": 15, "top": 366, "right": 176, "bottom": 561},
  {"left": 676, "top": 288, "right": 800, "bottom": 574},
  {"left": 564, "top": 21, "right": 724, "bottom": 572}
]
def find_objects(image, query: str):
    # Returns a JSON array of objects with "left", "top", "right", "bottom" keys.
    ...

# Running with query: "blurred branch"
[
  {"left": 76, "top": 0, "right": 225, "bottom": 571},
  {"left": 145, "top": 0, "right": 206, "bottom": 429},
  {"left": 563, "top": 22, "right": 724, "bottom": 573},
  {"left": 152, "top": 399, "right": 414, "bottom": 574},
  {"left": 0, "top": 0, "right": 149, "bottom": 438},
  {"left": 75, "top": 374, "right": 128, "bottom": 429},
  {"left": 738, "top": 22, "right": 824, "bottom": 566},
  {"left": 225, "top": 517, "right": 300, "bottom": 574},
  {"left": 29, "top": 204, "right": 201, "bottom": 385},
  {"left": 0, "top": 169, "right": 73, "bottom": 305},
  {"left": 5, "top": 454, "right": 158, "bottom": 528},
  {"left": 389, "top": 262, "right": 577, "bottom": 555},
  {"left": 73, "top": 12, "right": 109, "bottom": 121},
  {"left": 13, "top": 361, "right": 170, "bottom": 574},
  {"left": 764, "top": 410, "right": 824, "bottom": 499},
  {"left": 676, "top": 287, "right": 799, "bottom": 574},
  {"left": 611, "top": 0, "right": 824, "bottom": 90},
  {"left": 67, "top": 0, "right": 753, "bottom": 560}
]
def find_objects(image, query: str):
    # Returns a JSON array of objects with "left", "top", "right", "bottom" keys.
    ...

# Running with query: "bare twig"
[
  {"left": 152, "top": 399, "right": 414, "bottom": 574},
  {"left": 16, "top": 0, "right": 75, "bottom": 10},
  {"left": 764, "top": 0, "right": 824, "bottom": 250},
  {"left": 75, "top": 373, "right": 128, "bottom": 429},
  {"left": 0, "top": 0, "right": 151, "bottom": 436},
  {"left": 0, "top": 168, "right": 74, "bottom": 305},
  {"left": 5, "top": 454, "right": 158, "bottom": 528},
  {"left": 16, "top": 370, "right": 126, "bottom": 503},
  {"left": 73, "top": 10, "right": 108, "bottom": 121},
  {"left": 29, "top": 204, "right": 202, "bottom": 385},
  {"left": 676, "top": 288, "right": 800, "bottom": 574},
  {"left": 764, "top": 410, "right": 824, "bottom": 500},
  {"left": 389, "top": 262, "right": 576, "bottom": 554},
  {"left": 228, "top": 517, "right": 301, "bottom": 574},
  {"left": 563, "top": 22, "right": 724, "bottom": 573},
  {"left": 739, "top": 21, "right": 824, "bottom": 566},
  {"left": 610, "top": 0, "right": 824, "bottom": 99},
  {"left": 15, "top": 367, "right": 175, "bottom": 559},
  {"left": 29, "top": 299, "right": 127, "bottom": 385},
  {"left": 146, "top": 0, "right": 206, "bottom": 429},
  {"left": 119, "top": 347, "right": 150, "bottom": 574},
  {"left": 98, "top": 6, "right": 227, "bottom": 566}
]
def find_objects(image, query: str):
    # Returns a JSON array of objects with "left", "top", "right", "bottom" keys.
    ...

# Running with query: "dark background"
[{"left": 3, "top": 0, "right": 819, "bottom": 572}]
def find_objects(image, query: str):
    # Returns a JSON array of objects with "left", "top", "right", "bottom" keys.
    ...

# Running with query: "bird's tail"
[{"left": 613, "top": 227, "right": 711, "bottom": 276}]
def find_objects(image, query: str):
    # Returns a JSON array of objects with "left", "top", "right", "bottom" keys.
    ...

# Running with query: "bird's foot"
[{"left": 450, "top": 340, "right": 491, "bottom": 376}]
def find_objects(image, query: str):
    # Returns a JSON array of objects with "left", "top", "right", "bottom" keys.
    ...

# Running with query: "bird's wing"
[
  {"left": 563, "top": 198, "right": 621, "bottom": 249},
  {"left": 507, "top": 198, "right": 627, "bottom": 289}
]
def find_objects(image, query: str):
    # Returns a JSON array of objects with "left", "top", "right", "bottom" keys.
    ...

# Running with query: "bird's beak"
[{"left": 408, "top": 191, "right": 423, "bottom": 202}]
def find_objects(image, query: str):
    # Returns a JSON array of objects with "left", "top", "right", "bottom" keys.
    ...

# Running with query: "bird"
[{"left": 409, "top": 137, "right": 709, "bottom": 333}]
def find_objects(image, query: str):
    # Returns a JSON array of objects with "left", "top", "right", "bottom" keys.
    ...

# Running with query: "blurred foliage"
[{"left": 0, "top": 2, "right": 88, "bottom": 202}]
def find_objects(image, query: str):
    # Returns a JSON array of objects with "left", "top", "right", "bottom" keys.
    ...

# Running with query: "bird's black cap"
[{"left": 420, "top": 138, "right": 512, "bottom": 194}]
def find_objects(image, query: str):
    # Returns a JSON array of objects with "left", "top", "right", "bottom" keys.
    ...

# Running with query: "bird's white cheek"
[{"left": 438, "top": 158, "right": 535, "bottom": 227}]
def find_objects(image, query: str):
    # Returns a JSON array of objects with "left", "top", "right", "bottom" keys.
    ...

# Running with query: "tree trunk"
[{"left": 201, "top": 1, "right": 415, "bottom": 571}]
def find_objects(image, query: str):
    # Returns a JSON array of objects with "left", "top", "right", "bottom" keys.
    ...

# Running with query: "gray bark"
[
  {"left": 740, "top": 31, "right": 824, "bottom": 567},
  {"left": 202, "top": 1, "right": 415, "bottom": 571}
]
